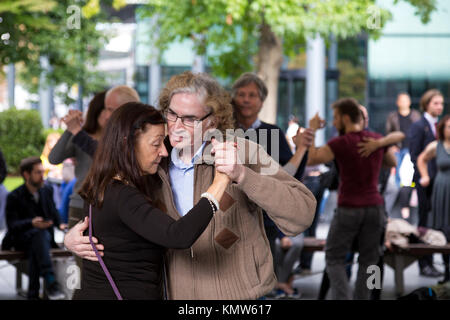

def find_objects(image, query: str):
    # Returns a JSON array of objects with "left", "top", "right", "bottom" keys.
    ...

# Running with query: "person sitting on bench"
[{"left": 2, "top": 157, "right": 67, "bottom": 300}]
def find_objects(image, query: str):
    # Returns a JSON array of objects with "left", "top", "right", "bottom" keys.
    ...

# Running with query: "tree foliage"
[
  {"left": 0, "top": 108, "right": 45, "bottom": 174},
  {"left": 139, "top": 0, "right": 436, "bottom": 80},
  {"left": 0, "top": 0, "right": 125, "bottom": 104}
]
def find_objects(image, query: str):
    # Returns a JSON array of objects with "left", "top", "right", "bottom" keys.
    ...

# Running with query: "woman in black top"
[{"left": 72, "top": 102, "right": 229, "bottom": 300}]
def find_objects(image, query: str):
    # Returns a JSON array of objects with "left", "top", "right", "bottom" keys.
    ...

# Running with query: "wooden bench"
[
  {"left": 384, "top": 243, "right": 450, "bottom": 296},
  {"left": 303, "top": 237, "right": 326, "bottom": 252},
  {"left": 301, "top": 237, "right": 450, "bottom": 296},
  {"left": 0, "top": 247, "right": 73, "bottom": 297}
]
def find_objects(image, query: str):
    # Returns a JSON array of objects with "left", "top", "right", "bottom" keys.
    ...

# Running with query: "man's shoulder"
[
  {"left": 387, "top": 111, "right": 397, "bottom": 118},
  {"left": 364, "top": 130, "right": 383, "bottom": 139},
  {"left": 408, "top": 117, "right": 427, "bottom": 135},
  {"left": 8, "top": 184, "right": 26, "bottom": 197},
  {"left": 411, "top": 115, "right": 426, "bottom": 127},
  {"left": 259, "top": 121, "right": 284, "bottom": 132},
  {"left": 411, "top": 109, "right": 422, "bottom": 119},
  {"left": 327, "top": 134, "right": 344, "bottom": 145},
  {"left": 40, "top": 184, "right": 54, "bottom": 196}
]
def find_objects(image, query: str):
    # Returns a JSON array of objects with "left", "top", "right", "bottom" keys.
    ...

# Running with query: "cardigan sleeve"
[{"left": 235, "top": 138, "right": 316, "bottom": 236}]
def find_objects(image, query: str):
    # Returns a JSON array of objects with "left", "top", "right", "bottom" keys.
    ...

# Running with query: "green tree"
[
  {"left": 0, "top": 108, "right": 45, "bottom": 174},
  {"left": 138, "top": 0, "right": 436, "bottom": 124},
  {"left": 0, "top": 0, "right": 125, "bottom": 104}
]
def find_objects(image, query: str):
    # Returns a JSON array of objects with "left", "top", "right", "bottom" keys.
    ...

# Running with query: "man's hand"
[
  {"left": 32, "top": 217, "right": 53, "bottom": 229},
  {"left": 308, "top": 113, "right": 326, "bottom": 131},
  {"left": 293, "top": 127, "right": 315, "bottom": 151},
  {"left": 63, "top": 217, "right": 104, "bottom": 261},
  {"left": 59, "top": 223, "right": 68, "bottom": 231},
  {"left": 62, "top": 110, "right": 83, "bottom": 136},
  {"left": 357, "top": 137, "right": 381, "bottom": 157},
  {"left": 211, "top": 138, "right": 245, "bottom": 184}
]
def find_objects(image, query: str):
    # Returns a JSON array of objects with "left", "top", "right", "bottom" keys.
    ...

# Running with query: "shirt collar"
[
  {"left": 170, "top": 141, "right": 207, "bottom": 170},
  {"left": 424, "top": 112, "right": 438, "bottom": 124},
  {"left": 238, "top": 118, "right": 261, "bottom": 130}
]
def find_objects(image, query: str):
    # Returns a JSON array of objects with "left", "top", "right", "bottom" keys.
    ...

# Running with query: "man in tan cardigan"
[{"left": 64, "top": 72, "right": 316, "bottom": 299}]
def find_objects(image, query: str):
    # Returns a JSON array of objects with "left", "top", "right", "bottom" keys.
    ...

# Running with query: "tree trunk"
[{"left": 256, "top": 23, "right": 283, "bottom": 125}]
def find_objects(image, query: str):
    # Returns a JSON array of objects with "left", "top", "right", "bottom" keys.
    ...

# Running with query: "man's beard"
[{"left": 30, "top": 179, "right": 44, "bottom": 189}]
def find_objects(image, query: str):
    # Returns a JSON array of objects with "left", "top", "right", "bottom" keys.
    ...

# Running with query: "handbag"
[{"left": 89, "top": 204, "right": 123, "bottom": 300}]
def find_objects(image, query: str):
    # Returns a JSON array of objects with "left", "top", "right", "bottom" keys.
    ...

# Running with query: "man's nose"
[{"left": 173, "top": 117, "right": 184, "bottom": 129}]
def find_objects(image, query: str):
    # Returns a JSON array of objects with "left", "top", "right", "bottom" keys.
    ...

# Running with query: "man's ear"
[
  {"left": 22, "top": 171, "right": 30, "bottom": 183},
  {"left": 341, "top": 114, "right": 351, "bottom": 125}
]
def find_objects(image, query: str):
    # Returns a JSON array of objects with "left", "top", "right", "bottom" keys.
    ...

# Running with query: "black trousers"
[
  {"left": 300, "top": 175, "right": 325, "bottom": 270},
  {"left": 415, "top": 181, "right": 434, "bottom": 269},
  {"left": 16, "top": 229, "right": 54, "bottom": 299}
]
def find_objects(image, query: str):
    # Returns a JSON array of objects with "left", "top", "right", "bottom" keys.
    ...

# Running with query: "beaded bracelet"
[{"left": 201, "top": 192, "right": 219, "bottom": 213}]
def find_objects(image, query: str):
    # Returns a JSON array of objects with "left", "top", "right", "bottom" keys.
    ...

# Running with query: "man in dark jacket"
[
  {"left": 408, "top": 89, "right": 444, "bottom": 277},
  {"left": 2, "top": 157, "right": 66, "bottom": 300}
]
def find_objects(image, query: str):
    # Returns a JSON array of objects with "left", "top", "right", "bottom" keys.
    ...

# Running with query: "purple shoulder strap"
[{"left": 89, "top": 205, "right": 123, "bottom": 300}]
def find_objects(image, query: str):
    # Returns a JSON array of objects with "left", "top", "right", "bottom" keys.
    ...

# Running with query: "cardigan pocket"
[{"left": 243, "top": 244, "right": 261, "bottom": 287}]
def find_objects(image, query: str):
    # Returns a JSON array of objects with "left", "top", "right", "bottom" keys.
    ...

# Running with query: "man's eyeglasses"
[{"left": 164, "top": 109, "right": 212, "bottom": 127}]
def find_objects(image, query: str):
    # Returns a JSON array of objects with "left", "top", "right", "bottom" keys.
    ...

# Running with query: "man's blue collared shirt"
[
  {"left": 238, "top": 118, "right": 262, "bottom": 130},
  {"left": 169, "top": 142, "right": 206, "bottom": 216}
]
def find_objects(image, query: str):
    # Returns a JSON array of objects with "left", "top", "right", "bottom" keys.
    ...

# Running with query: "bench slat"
[{"left": 0, "top": 249, "right": 72, "bottom": 262}]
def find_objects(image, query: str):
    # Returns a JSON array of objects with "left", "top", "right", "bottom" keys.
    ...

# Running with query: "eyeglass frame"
[{"left": 164, "top": 108, "right": 213, "bottom": 127}]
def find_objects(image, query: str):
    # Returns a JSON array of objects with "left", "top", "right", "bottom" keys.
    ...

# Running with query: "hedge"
[{"left": 0, "top": 108, "right": 46, "bottom": 174}]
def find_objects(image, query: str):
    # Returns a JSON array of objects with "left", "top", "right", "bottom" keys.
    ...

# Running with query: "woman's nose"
[{"left": 160, "top": 144, "right": 169, "bottom": 157}]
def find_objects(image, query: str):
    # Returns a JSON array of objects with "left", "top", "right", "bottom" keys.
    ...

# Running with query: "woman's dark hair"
[
  {"left": 82, "top": 90, "right": 107, "bottom": 135},
  {"left": 332, "top": 98, "right": 362, "bottom": 124},
  {"left": 79, "top": 102, "right": 166, "bottom": 207},
  {"left": 437, "top": 115, "right": 450, "bottom": 141}
]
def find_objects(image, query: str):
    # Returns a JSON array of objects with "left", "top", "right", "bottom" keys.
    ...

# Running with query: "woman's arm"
[
  {"left": 382, "top": 147, "right": 397, "bottom": 168},
  {"left": 283, "top": 128, "right": 314, "bottom": 176},
  {"left": 417, "top": 141, "right": 438, "bottom": 187},
  {"left": 118, "top": 172, "right": 230, "bottom": 249},
  {"left": 48, "top": 131, "right": 76, "bottom": 164},
  {"left": 358, "top": 131, "right": 405, "bottom": 157},
  {"left": 72, "top": 130, "right": 98, "bottom": 157}
]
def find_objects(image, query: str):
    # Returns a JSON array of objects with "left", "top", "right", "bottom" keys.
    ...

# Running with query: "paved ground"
[{"left": 0, "top": 221, "right": 446, "bottom": 300}]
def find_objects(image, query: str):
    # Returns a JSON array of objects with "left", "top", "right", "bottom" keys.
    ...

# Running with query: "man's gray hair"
[
  {"left": 231, "top": 72, "right": 268, "bottom": 102},
  {"left": 168, "top": 73, "right": 214, "bottom": 112}
]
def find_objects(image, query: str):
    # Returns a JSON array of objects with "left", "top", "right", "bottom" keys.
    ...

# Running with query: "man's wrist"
[{"left": 234, "top": 165, "right": 246, "bottom": 184}]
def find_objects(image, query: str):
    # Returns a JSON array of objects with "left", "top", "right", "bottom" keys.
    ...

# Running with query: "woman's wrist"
[{"left": 201, "top": 192, "right": 219, "bottom": 213}]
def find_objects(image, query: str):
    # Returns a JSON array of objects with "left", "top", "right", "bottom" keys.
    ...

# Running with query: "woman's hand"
[
  {"left": 308, "top": 113, "right": 326, "bottom": 131},
  {"left": 419, "top": 175, "right": 430, "bottom": 187},
  {"left": 357, "top": 137, "right": 380, "bottom": 157},
  {"left": 62, "top": 110, "right": 83, "bottom": 136},
  {"left": 293, "top": 127, "right": 315, "bottom": 151}
]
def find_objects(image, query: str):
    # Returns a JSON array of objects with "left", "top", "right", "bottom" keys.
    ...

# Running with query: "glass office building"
[{"left": 367, "top": 0, "right": 450, "bottom": 134}]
